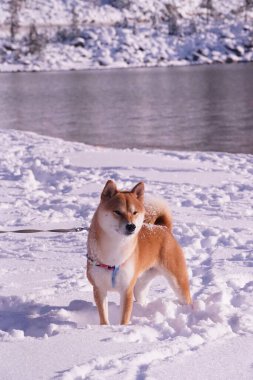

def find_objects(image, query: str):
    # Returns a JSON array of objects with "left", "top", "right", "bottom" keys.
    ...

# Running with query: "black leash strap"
[{"left": 0, "top": 227, "right": 88, "bottom": 234}]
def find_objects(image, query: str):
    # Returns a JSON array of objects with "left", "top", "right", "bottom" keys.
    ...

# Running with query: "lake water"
[{"left": 0, "top": 64, "right": 252, "bottom": 154}]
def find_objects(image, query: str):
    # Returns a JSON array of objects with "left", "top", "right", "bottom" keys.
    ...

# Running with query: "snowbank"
[
  {"left": 0, "top": 129, "right": 252, "bottom": 379},
  {"left": 0, "top": 0, "right": 252, "bottom": 72}
]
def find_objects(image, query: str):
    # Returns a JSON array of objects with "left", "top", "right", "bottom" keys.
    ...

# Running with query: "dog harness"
[{"left": 86, "top": 255, "right": 120, "bottom": 288}]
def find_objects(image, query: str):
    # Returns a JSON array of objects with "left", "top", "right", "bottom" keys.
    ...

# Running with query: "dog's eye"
[
  {"left": 114, "top": 210, "right": 122, "bottom": 216},
  {"left": 133, "top": 211, "right": 138, "bottom": 215}
]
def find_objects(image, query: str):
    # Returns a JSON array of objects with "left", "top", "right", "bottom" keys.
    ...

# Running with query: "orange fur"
[{"left": 87, "top": 180, "right": 191, "bottom": 325}]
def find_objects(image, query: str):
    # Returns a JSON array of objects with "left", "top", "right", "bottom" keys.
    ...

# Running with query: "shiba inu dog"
[{"left": 87, "top": 180, "right": 191, "bottom": 325}]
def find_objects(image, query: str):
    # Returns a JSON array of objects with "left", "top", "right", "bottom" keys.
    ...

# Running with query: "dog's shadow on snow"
[
  {"left": 0, "top": 296, "right": 169, "bottom": 338},
  {"left": 0, "top": 297, "right": 98, "bottom": 338}
]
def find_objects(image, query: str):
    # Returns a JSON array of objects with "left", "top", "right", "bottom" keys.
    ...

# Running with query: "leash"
[
  {"left": 0, "top": 227, "right": 89, "bottom": 234},
  {"left": 1, "top": 227, "right": 119, "bottom": 286}
]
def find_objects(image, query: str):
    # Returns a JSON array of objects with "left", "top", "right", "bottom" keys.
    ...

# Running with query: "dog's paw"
[{"left": 134, "top": 293, "right": 148, "bottom": 306}]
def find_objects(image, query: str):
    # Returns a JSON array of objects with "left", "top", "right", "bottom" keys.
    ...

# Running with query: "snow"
[
  {"left": 0, "top": 0, "right": 253, "bottom": 71},
  {"left": 0, "top": 128, "right": 252, "bottom": 379}
]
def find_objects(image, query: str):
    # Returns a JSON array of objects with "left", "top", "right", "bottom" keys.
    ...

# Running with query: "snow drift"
[{"left": 0, "top": 129, "right": 252, "bottom": 379}]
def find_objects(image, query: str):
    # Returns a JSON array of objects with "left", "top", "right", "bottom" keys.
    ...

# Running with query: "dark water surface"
[{"left": 0, "top": 64, "right": 252, "bottom": 153}]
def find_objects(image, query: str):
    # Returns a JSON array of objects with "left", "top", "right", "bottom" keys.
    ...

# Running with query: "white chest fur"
[
  {"left": 87, "top": 219, "right": 138, "bottom": 294},
  {"left": 88, "top": 255, "right": 135, "bottom": 292}
]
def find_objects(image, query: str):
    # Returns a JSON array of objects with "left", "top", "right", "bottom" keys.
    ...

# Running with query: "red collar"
[
  {"left": 86, "top": 255, "right": 120, "bottom": 288},
  {"left": 86, "top": 255, "right": 117, "bottom": 270}
]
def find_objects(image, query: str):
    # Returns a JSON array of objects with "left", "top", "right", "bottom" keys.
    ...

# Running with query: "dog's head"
[{"left": 97, "top": 180, "right": 145, "bottom": 237}]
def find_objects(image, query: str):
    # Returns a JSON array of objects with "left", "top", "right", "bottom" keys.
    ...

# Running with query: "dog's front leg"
[
  {"left": 93, "top": 286, "right": 109, "bottom": 325},
  {"left": 120, "top": 287, "right": 134, "bottom": 325}
]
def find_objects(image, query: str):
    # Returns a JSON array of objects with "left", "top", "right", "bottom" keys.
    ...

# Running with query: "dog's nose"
[{"left": 126, "top": 223, "right": 136, "bottom": 234}]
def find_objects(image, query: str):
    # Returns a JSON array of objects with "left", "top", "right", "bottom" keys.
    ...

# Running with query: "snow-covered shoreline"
[
  {"left": 0, "top": 129, "right": 252, "bottom": 379},
  {"left": 0, "top": 0, "right": 253, "bottom": 72}
]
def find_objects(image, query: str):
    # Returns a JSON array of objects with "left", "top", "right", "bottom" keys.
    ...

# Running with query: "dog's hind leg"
[
  {"left": 134, "top": 268, "right": 158, "bottom": 306},
  {"left": 161, "top": 268, "right": 191, "bottom": 305},
  {"left": 159, "top": 243, "right": 192, "bottom": 305},
  {"left": 93, "top": 286, "right": 109, "bottom": 325}
]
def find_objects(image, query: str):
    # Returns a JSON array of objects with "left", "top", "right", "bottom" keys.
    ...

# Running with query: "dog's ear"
[
  {"left": 101, "top": 180, "right": 118, "bottom": 201},
  {"left": 131, "top": 182, "right": 144, "bottom": 201}
]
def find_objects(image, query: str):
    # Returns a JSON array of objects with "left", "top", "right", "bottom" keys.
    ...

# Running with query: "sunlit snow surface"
[{"left": 0, "top": 129, "right": 252, "bottom": 379}]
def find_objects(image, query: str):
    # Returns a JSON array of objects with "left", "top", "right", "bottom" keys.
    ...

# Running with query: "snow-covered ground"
[
  {"left": 0, "top": 0, "right": 253, "bottom": 71},
  {"left": 0, "top": 128, "right": 252, "bottom": 379}
]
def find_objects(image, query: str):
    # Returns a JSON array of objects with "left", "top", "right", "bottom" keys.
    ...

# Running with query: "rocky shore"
[{"left": 0, "top": 0, "right": 252, "bottom": 71}]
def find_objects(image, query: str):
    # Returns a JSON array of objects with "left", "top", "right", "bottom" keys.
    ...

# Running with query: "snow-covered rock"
[{"left": 0, "top": 0, "right": 252, "bottom": 71}]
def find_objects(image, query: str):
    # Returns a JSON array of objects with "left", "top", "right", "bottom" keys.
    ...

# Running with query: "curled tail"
[{"left": 144, "top": 195, "right": 172, "bottom": 232}]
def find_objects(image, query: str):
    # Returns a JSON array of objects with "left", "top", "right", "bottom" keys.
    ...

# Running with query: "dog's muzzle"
[{"left": 125, "top": 223, "right": 136, "bottom": 235}]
